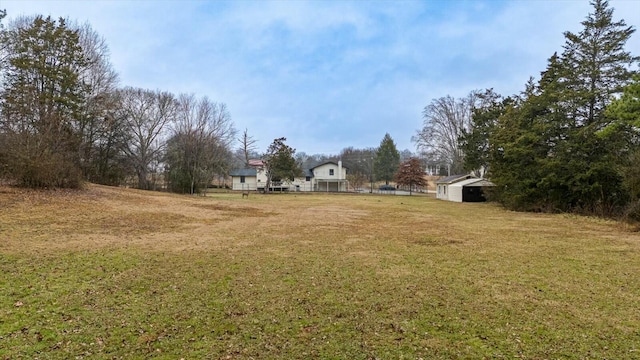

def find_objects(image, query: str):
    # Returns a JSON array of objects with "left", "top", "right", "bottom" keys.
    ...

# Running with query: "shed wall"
[
  {"left": 437, "top": 184, "right": 451, "bottom": 200},
  {"left": 448, "top": 185, "right": 463, "bottom": 202}
]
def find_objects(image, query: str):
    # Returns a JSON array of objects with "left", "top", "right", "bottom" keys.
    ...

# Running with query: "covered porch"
[{"left": 314, "top": 179, "right": 348, "bottom": 192}]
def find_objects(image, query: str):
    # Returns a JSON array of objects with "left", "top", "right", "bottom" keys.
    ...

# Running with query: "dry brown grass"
[{"left": 1, "top": 184, "right": 639, "bottom": 359}]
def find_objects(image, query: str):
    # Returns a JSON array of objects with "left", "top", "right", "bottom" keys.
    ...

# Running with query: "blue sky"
[{"left": 3, "top": 0, "right": 640, "bottom": 155}]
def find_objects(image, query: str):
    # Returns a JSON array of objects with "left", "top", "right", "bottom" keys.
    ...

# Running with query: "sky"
[{"left": 2, "top": 0, "right": 640, "bottom": 155}]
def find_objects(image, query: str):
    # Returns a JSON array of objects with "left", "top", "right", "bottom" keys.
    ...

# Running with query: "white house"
[
  {"left": 436, "top": 174, "right": 495, "bottom": 202},
  {"left": 230, "top": 160, "right": 347, "bottom": 192},
  {"left": 310, "top": 161, "right": 348, "bottom": 192},
  {"left": 229, "top": 168, "right": 259, "bottom": 191}
]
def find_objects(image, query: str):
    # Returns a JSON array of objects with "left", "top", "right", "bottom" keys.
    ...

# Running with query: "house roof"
[
  {"left": 310, "top": 161, "right": 348, "bottom": 170},
  {"left": 435, "top": 174, "right": 476, "bottom": 184},
  {"left": 229, "top": 168, "right": 257, "bottom": 177},
  {"left": 449, "top": 178, "right": 495, "bottom": 188}
]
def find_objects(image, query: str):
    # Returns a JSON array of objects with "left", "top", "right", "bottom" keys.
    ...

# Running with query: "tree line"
[
  {"left": 0, "top": 14, "right": 237, "bottom": 193},
  {"left": 416, "top": 0, "right": 640, "bottom": 218}
]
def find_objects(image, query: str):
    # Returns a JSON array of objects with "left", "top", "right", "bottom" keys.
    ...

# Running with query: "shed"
[
  {"left": 435, "top": 174, "right": 476, "bottom": 201},
  {"left": 447, "top": 178, "right": 495, "bottom": 203}
]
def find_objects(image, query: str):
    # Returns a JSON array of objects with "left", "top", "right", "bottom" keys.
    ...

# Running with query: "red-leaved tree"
[{"left": 395, "top": 158, "right": 427, "bottom": 195}]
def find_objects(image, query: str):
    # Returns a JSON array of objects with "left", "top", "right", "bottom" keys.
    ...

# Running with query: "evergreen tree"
[
  {"left": 0, "top": 16, "right": 87, "bottom": 188},
  {"left": 606, "top": 75, "right": 640, "bottom": 129},
  {"left": 562, "top": 0, "right": 637, "bottom": 127},
  {"left": 489, "top": 0, "right": 637, "bottom": 215},
  {"left": 263, "top": 137, "right": 302, "bottom": 192},
  {"left": 3, "top": 16, "right": 124, "bottom": 187},
  {"left": 605, "top": 76, "right": 640, "bottom": 205},
  {"left": 489, "top": 54, "right": 573, "bottom": 211},
  {"left": 557, "top": 0, "right": 636, "bottom": 214},
  {"left": 374, "top": 133, "right": 400, "bottom": 185}
]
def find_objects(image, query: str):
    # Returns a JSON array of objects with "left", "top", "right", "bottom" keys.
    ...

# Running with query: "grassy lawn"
[{"left": 1, "top": 185, "right": 639, "bottom": 359}]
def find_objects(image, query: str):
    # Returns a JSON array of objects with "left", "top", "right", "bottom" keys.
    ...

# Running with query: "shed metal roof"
[
  {"left": 449, "top": 178, "right": 495, "bottom": 188},
  {"left": 435, "top": 174, "right": 476, "bottom": 184}
]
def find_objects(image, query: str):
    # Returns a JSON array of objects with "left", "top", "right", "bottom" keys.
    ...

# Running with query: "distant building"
[
  {"left": 230, "top": 160, "right": 347, "bottom": 192},
  {"left": 310, "top": 161, "right": 348, "bottom": 192}
]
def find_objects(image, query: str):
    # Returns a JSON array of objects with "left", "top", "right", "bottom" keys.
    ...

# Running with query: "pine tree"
[
  {"left": 605, "top": 76, "right": 640, "bottom": 204},
  {"left": 558, "top": 0, "right": 636, "bottom": 213},
  {"left": 0, "top": 16, "right": 87, "bottom": 188},
  {"left": 606, "top": 75, "right": 640, "bottom": 128},
  {"left": 562, "top": 0, "right": 637, "bottom": 127},
  {"left": 374, "top": 133, "right": 400, "bottom": 185},
  {"left": 263, "top": 137, "right": 302, "bottom": 192},
  {"left": 489, "top": 74, "right": 553, "bottom": 211},
  {"left": 489, "top": 1, "right": 637, "bottom": 215}
]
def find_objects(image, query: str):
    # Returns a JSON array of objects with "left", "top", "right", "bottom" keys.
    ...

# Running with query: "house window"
[
  {"left": 329, "top": 169, "right": 334, "bottom": 176},
  {"left": 305, "top": 176, "right": 311, "bottom": 182},
  {"left": 444, "top": 186, "right": 446, "bottom": 194},
  {"left": 240, "top": 176, "right": 245, "bottom": 183}
]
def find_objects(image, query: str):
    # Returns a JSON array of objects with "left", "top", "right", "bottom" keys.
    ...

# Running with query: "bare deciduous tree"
[
  {"left": 0, "top": 10, "right": 7, "bottom": 70},
  {"left": 237, "top": 128, "right": 258, "bottom": 167},
  {"left": 75, "top": 21, "right": 121, "bottom": 182},
  {"left": 118, "top": 87, "right": 177, "bottom": 190},
  {"left": 339, "top": 147, "right": 377, "bottom": 191},
  {"left": 346, "top": 172, "right": 367, "bottom": 191},
  {"left": 165, "top": 94, "right": 236, "bottom": 194},
  {"left": 413, "top": 91, "right": 482, "bottom": 175}
]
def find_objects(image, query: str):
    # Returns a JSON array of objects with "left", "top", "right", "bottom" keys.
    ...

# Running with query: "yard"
[{"left": 1, "top": 185, "right": 639, "bottom": 359}]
